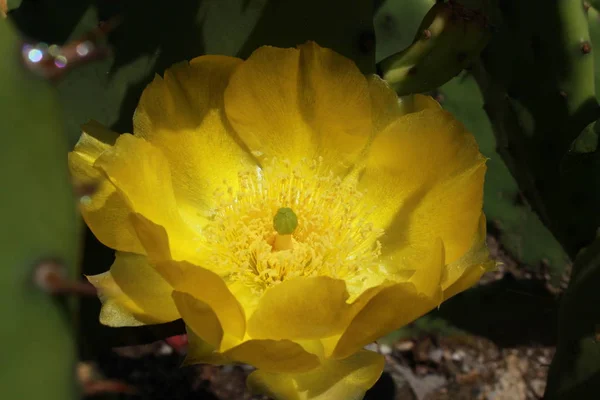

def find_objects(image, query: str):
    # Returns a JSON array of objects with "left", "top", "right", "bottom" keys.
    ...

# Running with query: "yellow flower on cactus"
[{"left": 69, "top": 42, "right": 493, "bottom": 399}]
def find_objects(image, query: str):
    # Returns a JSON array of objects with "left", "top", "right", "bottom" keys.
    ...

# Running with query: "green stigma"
[{"left": 273, "top": 207, "right": 298, "bottom": 235}]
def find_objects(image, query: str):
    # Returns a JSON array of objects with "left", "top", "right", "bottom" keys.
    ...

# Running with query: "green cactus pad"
[{"left": 0, "top": 17, "right": 78, "bottom": 400}]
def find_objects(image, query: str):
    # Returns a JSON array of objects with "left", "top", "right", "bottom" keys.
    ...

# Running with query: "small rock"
[
  {"left": 429, "top": 348, "right": 444, "bottom": 364},
  {"left": 486, "top": 354, "right": 527, "bottom": 400},
  {"left": 456, "top": 370, "right": 481, "bottom": 385},
  {"left": 537, "top": 355, "right": 550, "bottom": 366},
  {"left": 365, "top": 343, "right": 379, "bottom": 352},
  {"left": 240, "top": 364, "right": 255, "bottom": 372},
  {"left": 452, "top": 350, "right": 466, "bottom": 362},
  {"left": 416, "top": 365, "right": 429, "bottom": 376},
  {"left": 221, "top": 365, "right": 235, "bottom": 373},
  {"left": 396, "top": 340, "right": 415, "bottom": 352},
  {"left": 526, "top": 348, "right": 533, "bottom": 357},
  {"left": 380, "top": 343, "right": 393, "bottom": 355},
  {"left": 157, "top": 343, "right": 173, "bottom": 356},
  {"left": 530, "top": 378, "right": 546, "bottom": 398}
]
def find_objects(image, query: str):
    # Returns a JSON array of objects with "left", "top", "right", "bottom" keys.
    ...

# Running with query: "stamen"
[{"left": 199, "top": 158, "right": 384, "bottom": 294}]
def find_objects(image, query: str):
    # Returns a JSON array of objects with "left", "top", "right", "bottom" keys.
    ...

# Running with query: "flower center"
[{"left": 201, "top": 158, "right": 384, "bottom": 294}]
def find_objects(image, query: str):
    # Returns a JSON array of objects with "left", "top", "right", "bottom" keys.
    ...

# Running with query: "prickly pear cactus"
[
  {"left": 379, "top": 1, "right": 490, "bottom": 96},
  {"left": 0, "top": 0, "right": 21, "bottom": 16},
  {"left": 0, "top": 17, "right": 78, "bottom": 400},
  {"left": 474, "top": 0, "right": 600, "bottom": 257},
  {"left": 374, "top": 0, "right": 435, "bottom": 61},
  {"left": 469, "top": 0, "right": 600, "bottom": 396},
  {"left": 374, "top": 0, "right": 569, "bottom": 280}
]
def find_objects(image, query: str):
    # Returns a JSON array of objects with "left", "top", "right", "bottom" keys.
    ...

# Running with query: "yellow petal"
[
  {"left": 444, "top": 263, "right": 489, "bottom": 301},
  {"left": 184, "top": 324, "right": 320, "bottom": 374},
  {"left": 224, "top": 42, "right": 372, "bottom": 174},
  {"left": 367, "top": 75, "right": 403, "bottom": 134},
  {"left": 247, "top": 350, "right": 384, "bottom": 400},
  {"left": 249, "top": 370, "right": 302, "bottom": 400},
  {"left": 223, "top": 339, "right": 320, "bottom": 373},
  {"left": 129, "top": 212, "right": 173, "bottom": 261},
  {"left": 408, "top": 238, "right": 445, "bottom": 301},
  {"left": 68, "top": 121, "right": 144, "bottom": 253},
  {"left": 329, "top": 239, "right": 445, "bottom": 359},
  {"left": 69, "top": 121, "right": 118, "bottom": 174},
  {"left": 108, "top": 252, "right": 179, "bottom": 321},
  {"left": 442, "top": 213, "right": 495, "bottom": 300},
  {"left": 94, "top": 134, "right": 199, "bottom": 253},
  {"left": 329, "top": 283, "right": 432, "bottom": 359},
  {"left": 247, "top": 276, "right": 350, "bottom": 340},
  {"left": 86, "top": 252, "right": 178, "bottom": 326},
  {"left": 414, "top": 93, "right": 442, "bottom": 111},
  {"left": 86, "top": 269, "right": 145, "bottom": 327},
  {"left": 96, "top": 297, "right": 146, "bottom": 327},
  {"left": 129, "top": 214, "right": 246, "bottom": 348},
  {"left": 133, "top": 55, "right": 257, "bottom": 220},
  {"left": 159, "top": 260, "right": 246, "bottom": 342},
  {"left": 183, "top": 325, "right": 228, "bottom": 366},
  {"left": 358, "top": 108, "right": 486, "bottom": 267},
  {"left": 129, "top": 212, "right": 203, "bottom": 265},
  {"left": 172, "top": 291, "right": 225, "bottom": 348},
  {"left": 366, "top": 79, "right": 439, "bottom": 135},
  {"left": 246, "top": 243, "right": 444, "bottom": 355}
]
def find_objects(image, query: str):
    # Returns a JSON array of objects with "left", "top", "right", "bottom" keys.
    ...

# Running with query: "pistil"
[{"left": 272, "top": 207, "right": 298, "bottom": 251}]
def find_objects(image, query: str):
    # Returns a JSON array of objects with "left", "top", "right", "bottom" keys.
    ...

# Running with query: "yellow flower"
[{"left": 69, "top": 42, "right": 493, "bottom": 400}]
